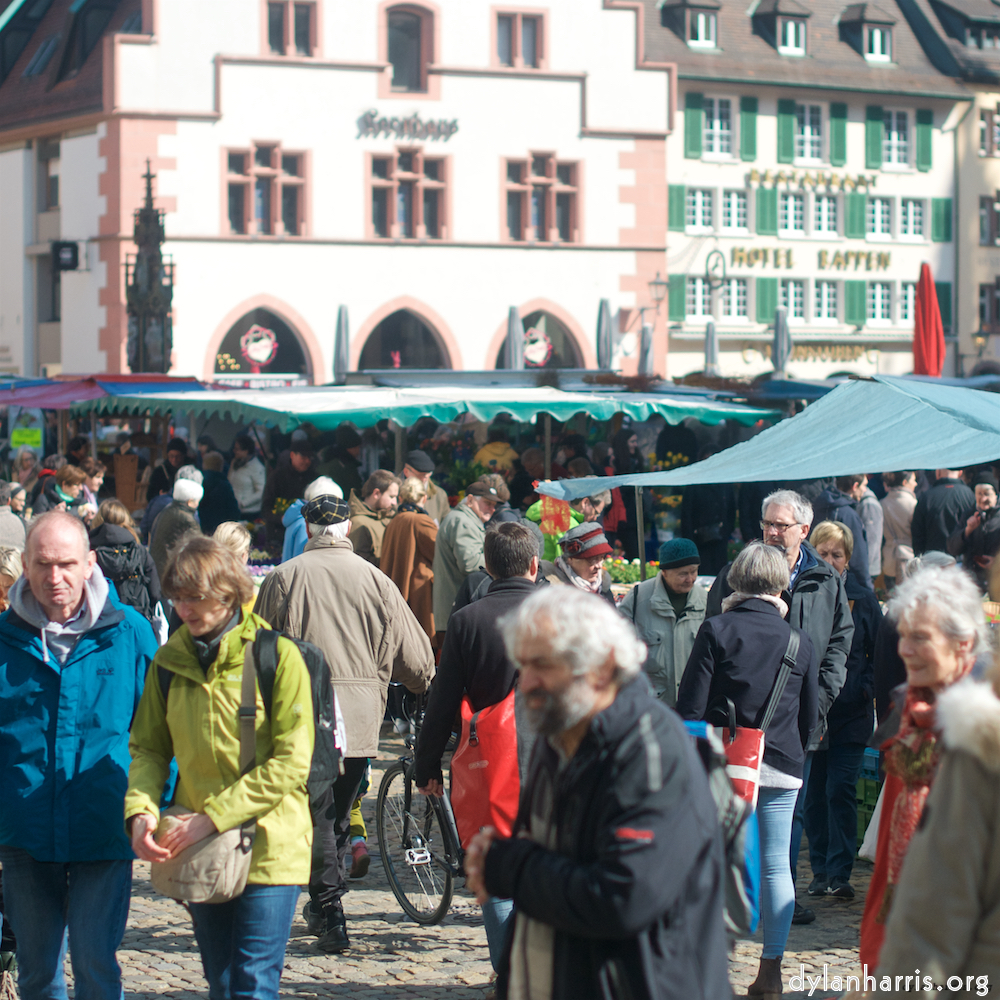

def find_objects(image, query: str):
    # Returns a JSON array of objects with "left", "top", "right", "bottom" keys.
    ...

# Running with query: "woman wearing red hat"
[{"left": 538, "top": 522, "right": 616, "bottom": 606}]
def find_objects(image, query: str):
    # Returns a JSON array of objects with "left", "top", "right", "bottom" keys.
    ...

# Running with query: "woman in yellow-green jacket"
[{"left": 125, "top": 535, "right": 314, "bottom": 1000}]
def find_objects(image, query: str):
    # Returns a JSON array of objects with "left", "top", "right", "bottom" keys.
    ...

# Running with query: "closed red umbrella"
[{"left": 913, "top": 263, "right": 945, "bottom": 377}]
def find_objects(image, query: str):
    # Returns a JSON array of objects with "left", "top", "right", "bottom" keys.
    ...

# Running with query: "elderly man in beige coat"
[{"left": 254, "top": 493, "right": 434, "bottom": 955}]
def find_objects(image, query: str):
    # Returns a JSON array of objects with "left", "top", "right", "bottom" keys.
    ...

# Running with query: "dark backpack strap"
[
  {"left": 253, "top": 628, "right": 280, "bottom": 717},
  {"left": 756, "top": 629, "right": 800, "bottom": 733}
]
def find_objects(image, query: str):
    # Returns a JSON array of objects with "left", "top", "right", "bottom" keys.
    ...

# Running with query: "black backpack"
[{"left": 158, "top": 628, "right": 342, "bottom": 799}]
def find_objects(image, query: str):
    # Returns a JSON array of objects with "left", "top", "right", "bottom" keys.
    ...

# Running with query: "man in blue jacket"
[{"left": 0, "top": 511, "right": 158, "bottom": 1000}]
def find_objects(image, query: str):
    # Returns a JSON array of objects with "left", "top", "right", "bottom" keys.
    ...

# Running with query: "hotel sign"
[
  {"left": 729, "top": 247, "right": 891, "bottom": 271},
  {"left": 747, "top": 169, "right": 876, "bottom": 190}
]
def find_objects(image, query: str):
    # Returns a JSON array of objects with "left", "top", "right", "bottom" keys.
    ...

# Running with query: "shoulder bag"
[
  {"left": 149, "top": 642, "right": 258, "bottom": 904},
  {"left": 713, "top": 629, "right": 801, "bottom": 808}
]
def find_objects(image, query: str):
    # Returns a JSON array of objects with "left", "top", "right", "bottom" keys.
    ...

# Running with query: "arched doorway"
[
  {"left": 359, "top": 309, "right": 449, "bottom": 368},
  {"left": 493, "top": 310, "right": 583, "bottom": 369},
  {"left": 214, "top": 308, "right": 310, "bottom": 380}
]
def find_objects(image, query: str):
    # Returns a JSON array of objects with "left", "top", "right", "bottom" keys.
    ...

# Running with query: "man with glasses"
[{"left": 706, "top": 489, "right": 853, "bottom": 924}]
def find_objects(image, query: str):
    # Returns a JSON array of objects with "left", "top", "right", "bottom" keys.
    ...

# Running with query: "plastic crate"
[
  {"left": 857, "top": 777, "right": 880, "bottom": 807},
  {"left": 857, "top": 799, "right": 876, "bottom": 845},
  {"left": 860, "top": 747, "right": 881, "bottom": 782}
]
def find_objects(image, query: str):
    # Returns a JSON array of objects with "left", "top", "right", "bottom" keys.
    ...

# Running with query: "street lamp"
[
  {"left": 637, "top": 273, "right": 668, "bottom": 375},
  {"left": 648, "top": 272, "right": 668, "bottom": 308}
]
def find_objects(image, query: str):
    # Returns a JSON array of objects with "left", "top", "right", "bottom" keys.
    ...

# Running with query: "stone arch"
[
  {"left": 353, "top": 296, "right": 460, "bottom": 369},
  {"left": 485, "top": 298, "right": 596, "bottom": 369},
  {"left": 205, "top": 295, "right": 323, "bottom": 383}
]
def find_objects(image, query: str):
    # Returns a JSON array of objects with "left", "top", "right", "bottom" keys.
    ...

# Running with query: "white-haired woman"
[
  {"left": 859, "top": 564, "right": 987, "bottom": 970},
  {"left": 678, "top": 541, "right": 817, "bottom": 1000},
  {"left": 464, "top": 586, "right": 732, "bottom": 1000}
]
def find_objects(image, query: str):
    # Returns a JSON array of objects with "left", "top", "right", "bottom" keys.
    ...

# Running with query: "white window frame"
[
  {"left": 867, "top": 280, "right": 892, "bottom": 324},
  {"left": 720, "top": 189, "right": 748, "bottom": 232},
  {"left": 779, "top": 191, "right": 805, "bottom": 236},
  {"left": 882, "top": 109, "right": 910, "bottom": 168},
  {"left": 814, "top": 279, "right": 838, "bottom": 322},
  {"left": 703, "top": 97, "right": 734, "bottom": 157},
  {"left": 900, "top": 281, "right": 916, "bottom": 324},
  {"left": 721, "top": 277, "right": 748, "bottom": 321},
  {"left": 686, "top": 188, "right": 714, "bottom": 233},
  {"left": 866, "top": 196, "right": 892, "bottom": 239},
  {"left": 866, "top": 25, "right": 892, "bottom": 62},
  {"left": 814, "top": 193, "right": 838, "bottom": 235},
  {"left": 795, "top": 104, "right": 823, "bottom": 163},
  {"left": 900, "top": 198, "right": 924, "bottom": 239},
  {"left": 686, "top": 276, "right": 713, "bottom": 318},
  {"left": 778, "top": 17, "right": 806, "bottom": 55},
  {"left": 689, "top": 10, "right": 717, "bottom": 48},
  {"left": 780, "top": 278, "right": 806, "bottom": 322}
]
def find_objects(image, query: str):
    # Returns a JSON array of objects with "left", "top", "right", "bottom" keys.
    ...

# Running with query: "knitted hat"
[
  {"left": 559, "top": 523, "right": 613, "bottom": 558},
  {"left": 974, "top": 472, "right": 999, "bottom": 492},
  {"left": 335, "top": 425, "right": 362, "bottom": 449},
  {"left": 302, "top": 495, "right": 350, "bottom": 525},
  {"left": 405, "top": 449, "right": 435, "bottom": 473},
  {"left": 173, "top": 478, "right": 204, "bottom": 503},
  {"left": 658, "top": 537, "right": 701, "bottom": 569}
]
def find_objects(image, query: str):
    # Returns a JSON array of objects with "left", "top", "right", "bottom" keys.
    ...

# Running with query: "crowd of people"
[{"left": 0, "top": 415, "right": 998, "bottom": 1000}]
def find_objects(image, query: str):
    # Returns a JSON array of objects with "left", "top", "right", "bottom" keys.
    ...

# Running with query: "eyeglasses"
[{"left": 760, "top": 520, "right": 801, "bottom": 532}]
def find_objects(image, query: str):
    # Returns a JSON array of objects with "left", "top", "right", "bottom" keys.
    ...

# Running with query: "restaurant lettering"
[
  {"left": 747, "top": 169, "right": 876, "bottom": 190},
  {"left": 730, "top": 248, "right": 891, "bottom": 271},
  {"left": 748, "top": 343, "right": 869, "bottom": 363},
  {"left": 357, "top": 109, "right": 459, "bottom": 141}
]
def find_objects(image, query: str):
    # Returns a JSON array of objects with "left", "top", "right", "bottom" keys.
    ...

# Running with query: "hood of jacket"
[
  {"left": 816, "top": 486, "right": 856, "bottom": 512},
  {"left": 282, "top": 498, "right": 304, "bottom": 528},
  {"left": 89, "top": 522, "right": 138, "bottom": 548},
  {"left": 937, "top": 677, "right": 1000, "bottom": 773},
  {"left": 348, "top": 489, "right": 393, "bottom": 523},
  {"left": 89, "top": 523, "right": 144, "bottom": 578},
  {"left": 7, "top": 564, "right": 115, "bottom": 664},
  {"left": 303, "top": 533, "right": 355, "bottom": 555}
]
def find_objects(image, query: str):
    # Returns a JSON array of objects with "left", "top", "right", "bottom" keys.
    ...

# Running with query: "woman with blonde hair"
[
  {"left": 379, "top": 477, "right": 437, "bottom": 638},
  {"left": 0, "top": 547, "right": 22, "bottom": 612},
  {"left": 125, "top": 535, "right": 314, "bottom": 1000},
  {"left": 89, "top": 498, "right": 161, "bottom": 621}
]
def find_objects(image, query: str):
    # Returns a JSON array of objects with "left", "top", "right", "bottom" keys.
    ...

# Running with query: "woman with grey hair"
[
  {"left": 859, "top": 564, "right": 986, "bottom": 969},
  {"left": 678, "top": 541, "right": 817, "bottom": 999}
]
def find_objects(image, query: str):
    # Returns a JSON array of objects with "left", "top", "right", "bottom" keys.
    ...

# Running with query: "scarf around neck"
[
  {"left": 554, "top": 555, "right": 602, "bottom": 594},
  {"left": 721, "top": 592, "right": 789, "bottom": 617}
]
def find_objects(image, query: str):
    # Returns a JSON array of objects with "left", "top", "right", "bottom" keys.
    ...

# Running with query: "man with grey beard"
[{"left": 464, "top": 588, "right": 730, "bottom": 1000}]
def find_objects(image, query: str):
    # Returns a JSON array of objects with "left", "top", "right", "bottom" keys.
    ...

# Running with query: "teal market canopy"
[
  {"left": 537, "top": 375, "right": 1000, "bottom": 501},
  {"left": 71, "top": 384, "right": 779, "bottom": 432}
]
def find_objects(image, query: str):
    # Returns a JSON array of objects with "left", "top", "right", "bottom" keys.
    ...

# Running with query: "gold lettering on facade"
[
  {"left": 745, "top": 170, "right": 874, "bottom": 191},
  {"left": 727, "top": 247, "right": 890, "bottom": 270},
  {"left": 753, "top": 343, "right": 866, "bottom": 362}
]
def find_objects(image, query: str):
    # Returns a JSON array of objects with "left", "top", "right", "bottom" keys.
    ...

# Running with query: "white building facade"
[{"left": 0, "top": 0, "right": 673, "bottom": 383}]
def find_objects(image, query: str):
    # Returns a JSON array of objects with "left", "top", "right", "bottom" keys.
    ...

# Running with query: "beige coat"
[
  {"left": 347, "top": 489, "right": 393, "bottom": 566},
  {"left": 253, "top": 534, "right": 434, "bottom": 757},
  {"left": 880, "top": 486, "right": 918, "bottom": 578},
  {"left": 431, "top": 500, "right": 485, "bottom": 631},
  {"left": 877, "top": 678, "right": 1000, "bottom": 996},
  {"left": 619, "top": 575, "right": 707, "bottom": 707}
]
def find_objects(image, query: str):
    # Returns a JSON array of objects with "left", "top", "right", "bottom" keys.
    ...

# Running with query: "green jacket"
[
  {"left": 125, "top": 612, "right": 315, "bottom": 885},
  {"left": 525, "top": 500, "right": 585, "bottom": 562},
  {"left": 619, "top": 575, "right": 707, "bottom": 708},
  {"left": 431, "top": 500, "right": 486, "bottom": 631}
]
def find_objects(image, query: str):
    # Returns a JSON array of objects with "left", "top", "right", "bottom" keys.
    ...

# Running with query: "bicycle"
[{"left": 376, "top": 692, "right": 464, "bottom": 925}]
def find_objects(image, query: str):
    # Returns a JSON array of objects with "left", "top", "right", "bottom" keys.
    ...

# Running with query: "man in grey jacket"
[
  {"left": 254, "top": 494, "right": 434, "bottom": 954},
  {"left": 431, "top": 481, "right": 502, "bottom": 638},
  {"left": 707, "top": 488, "right": 853, "bottom": 924}
]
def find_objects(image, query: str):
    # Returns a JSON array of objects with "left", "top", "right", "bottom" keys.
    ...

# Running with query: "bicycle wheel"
[{"left": 376, "top": 760, "right": 455, "bottom": 924}]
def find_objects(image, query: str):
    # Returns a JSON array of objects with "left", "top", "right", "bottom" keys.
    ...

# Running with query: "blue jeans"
[
  {"left": 0, "top": 846, "right": 131, "bottom": 1000},
  {"left": 804, "top": 743, "right": 866, "bottom": 883},
  {"left": 758, "top": 787, "right": 798, "bottom": 959},
  {"left": 189, "top": 884, "right": 299, "bottom": 1000},
  {"left": 788, "top": 750, "right": 813, "bottom": 883},
  {"left": 481, "top": 896, "right": 514, "bottom": 972}
]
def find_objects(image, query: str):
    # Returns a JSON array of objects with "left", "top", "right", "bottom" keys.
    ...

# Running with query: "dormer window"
[
  {"left": 778, "top": 17, "right": 807, "bottom": 53},
  {"left": 966, "top": 23, "right": 1000, "bottom": 48},
  {"left": 866, "top": 24, "right": 891, "bottom": 60},
  {"left": 689, "top": 11, "right": 717, "bottom": 46}
]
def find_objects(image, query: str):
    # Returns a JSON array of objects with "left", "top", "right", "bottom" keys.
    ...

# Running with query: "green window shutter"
[
  {"left": 829, "top": 103, "right": 847, "bottom": 167},
  {"left": 931, "top": 197, "right": 952, "bottom": 242},
  {"left": 685, "top": 92, "right": 703, "bottom": 159},
  {"left": 668, "top": 185, "right": 686, "bottom": 232},
  {"left": 740, "top": 96, "right": 758, "bottom": 161},
  {"left": 756, "top": 277, "right": 778, "bottom": 323},
  {"left": 845, "top": 193, "right": 866, "bottom": 239},
  {"left": 777, "top": 99, "right": 796, "bottom": 164},
  {"left": 865, "top": 105, "right": 883, "bottom": 169},
  {"left": 668, "top": 275, "right": 686, "bottom": 321},
  {"left": 916, "top": 109, "right": 933, "bottom": 172},
  {"left": 935, "top": 282, "right": 952, "bottom": 330},
  {"left": 756, "top": 188, "right": 778, "bottom": 235},
  {"left": 845, "top": 280, "right": 866, "bottom": 325}
]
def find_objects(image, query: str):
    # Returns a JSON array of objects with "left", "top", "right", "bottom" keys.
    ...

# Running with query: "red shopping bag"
[{"left": 449, "top": 688, "right": 520, "bottom": 849}]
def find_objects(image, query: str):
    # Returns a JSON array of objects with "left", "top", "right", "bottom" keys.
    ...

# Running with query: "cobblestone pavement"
[{"left": 61, "top": 731, "right": 869, "bottom": 997}]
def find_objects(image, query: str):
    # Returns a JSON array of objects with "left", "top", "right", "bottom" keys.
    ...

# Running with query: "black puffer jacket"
[
  {"left": 485, "top": 675, "right": 731, "bottom": 1000},
  {"left": 90, "top": 522, "right": 161, "bottom": 621}
]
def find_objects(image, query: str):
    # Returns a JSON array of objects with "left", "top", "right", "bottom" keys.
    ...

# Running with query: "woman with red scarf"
[{"left": 859, "top": 564, "right": 986, "bottom": 969}]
